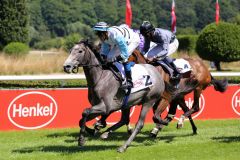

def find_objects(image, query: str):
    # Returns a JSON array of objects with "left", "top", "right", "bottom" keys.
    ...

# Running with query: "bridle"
[{"left": 75, "top": 42, "right": 106, "bottom": 68}]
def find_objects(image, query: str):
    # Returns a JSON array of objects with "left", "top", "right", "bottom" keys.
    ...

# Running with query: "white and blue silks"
[{"left": 100, "top": 25, "right": 140, "bottom": 64}]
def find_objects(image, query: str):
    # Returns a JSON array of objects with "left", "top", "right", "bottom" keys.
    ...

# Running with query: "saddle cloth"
[
  {"left": 156, "top": 58, "right": 192, "bottom": 77},
  {"left": 114, "top": 63, "right": 154, "bottom": 93},
  {"left": 173, "top": 59, "right": 192, "bottom": 74}
]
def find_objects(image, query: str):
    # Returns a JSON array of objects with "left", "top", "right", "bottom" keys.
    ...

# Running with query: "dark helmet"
[{"left": 139, "top": 21, "right": 155, "bottom": 35}]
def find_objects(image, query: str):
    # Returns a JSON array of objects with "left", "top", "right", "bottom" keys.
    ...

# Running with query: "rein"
[{"left": 78, "top": 44, "right": 107, "bottom": 68}]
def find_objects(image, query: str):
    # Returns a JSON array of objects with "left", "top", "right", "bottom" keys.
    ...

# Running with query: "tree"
[
  {"left": 132, "top": 0, "right": 157, "bottom": 28},
  {"left": 28, "top": 0, "right": 50, "bottom": 46},
  {"left": 94, "top": 0, "right": 118, "bottom": 25},
  {"left": 196, "top": 22, "right": 240, "bottom": 70},
  {"left": 194, "top": 0, "right": 214, "bottom": 32},
  {"left": 0, "top": 0, "right": 29, "bottom": 49},
  {"left": 41, "top": 0, "right": 70, "bottom": 36}
]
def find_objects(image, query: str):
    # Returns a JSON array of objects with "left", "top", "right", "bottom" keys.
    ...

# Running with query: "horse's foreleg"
[
  {"left": 118, "top": 103, "right": 151, "bottom": 153},
  {"left": 178, "top": 98, "right": 197, "bottom": 134},
  {"left": 78, "top": 102, "right": 105, "bottom": 146},
  {"left": 101, "top": 108, "right": 131, "bottom": 139}
]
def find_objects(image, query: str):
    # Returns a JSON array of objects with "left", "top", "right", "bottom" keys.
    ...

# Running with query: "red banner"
[
  {"left": 216, "top": 0, "right": 220, "bottom": 25},
  {"left": 0, "top": 86, "right": 239, "bottom": 131},
  {"left": 171, "top": 0, "right": 177, "bottom": 33},
  {"left": 125, "top": 0, "right": 132, "bottom": 27}
]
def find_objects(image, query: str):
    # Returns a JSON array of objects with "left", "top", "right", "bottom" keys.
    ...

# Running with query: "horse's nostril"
[
  {"left": 64, "top": 65, "right": 71, "bottom": 68},
  {"left": 63, "top": 65, "right": 72, "bottom": 72}
]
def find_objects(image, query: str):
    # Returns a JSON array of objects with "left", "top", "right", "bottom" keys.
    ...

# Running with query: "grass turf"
[{"left": 0, "top": 119, "right": 239, "bottom": 160}]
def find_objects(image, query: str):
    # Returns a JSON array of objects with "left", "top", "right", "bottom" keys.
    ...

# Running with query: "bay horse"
[
  {"left": 63, "top": 40, "right": 170, "bottom": 152},
  {"left": 128, "top": 50, "right": 228, "bottom": 137}
]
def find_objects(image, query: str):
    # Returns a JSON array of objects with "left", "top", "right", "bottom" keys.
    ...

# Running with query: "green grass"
[{"left": 0, "top": 119, "right": 239, "bottom": 160}]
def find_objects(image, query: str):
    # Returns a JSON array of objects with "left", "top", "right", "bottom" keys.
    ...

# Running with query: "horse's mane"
[{"left": 79, "top": 39, "right": 103, "bottom": 63}]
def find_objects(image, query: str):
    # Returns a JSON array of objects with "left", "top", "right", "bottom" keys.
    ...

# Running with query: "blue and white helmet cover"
[{"left": 93, "top": 22, "right": 109, "bottom": 31}]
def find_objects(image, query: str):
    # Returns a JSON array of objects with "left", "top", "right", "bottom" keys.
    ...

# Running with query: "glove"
[
  {"left": 101, "top": 54, "right": 107, "bottom": 60},
  {"left": 116, "top": 55, "right": 123, "bottom": 61}
]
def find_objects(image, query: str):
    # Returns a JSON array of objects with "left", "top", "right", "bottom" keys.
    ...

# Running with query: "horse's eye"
[{"left": 79, "top": 50, "right": 83, "bottom": 53}]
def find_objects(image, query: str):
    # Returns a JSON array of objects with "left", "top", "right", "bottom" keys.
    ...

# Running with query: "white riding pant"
[{"left": 145, "top": 38, "right": 179, "bottom": 59}]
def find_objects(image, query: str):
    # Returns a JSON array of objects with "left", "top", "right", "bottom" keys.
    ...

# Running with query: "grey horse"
[{"left": 63, "top": 40, "right": 167, "bottom": 152}]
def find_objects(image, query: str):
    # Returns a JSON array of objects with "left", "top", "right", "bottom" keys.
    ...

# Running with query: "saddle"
[
  {"left": 151, "top": 59, "right": 192, "bottom": 79},
  {"left": 104, "top": 62, "right": 154, "bottom": 93},
  {"left": 106, "top": 62, "right": 129, "bottom": 84}
]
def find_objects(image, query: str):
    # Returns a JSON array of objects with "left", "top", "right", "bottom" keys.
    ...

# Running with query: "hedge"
[
  {"left": 177, "top": 35, "right": 198, "bottom": 54},
  {"left": 196, "top": 22, "right": 240, "bottom": 62},
  {"left": 3, "top": 42, "right": 29, "bottom": 57}
]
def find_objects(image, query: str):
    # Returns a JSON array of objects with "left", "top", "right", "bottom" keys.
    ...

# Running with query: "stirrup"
[
  {"left": 121, "top": 81, "right": 133, "bottom": 89},
  {"left": 171, "top": 73, "right": 181, "bottom": 80},
  {"left": 170, "top": 74, "right": 181, "bottom": 89}
]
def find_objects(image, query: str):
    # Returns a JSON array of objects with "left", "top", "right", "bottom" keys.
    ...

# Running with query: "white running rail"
[{"left": 0, "top": 72, "right": 239, "bottom": 81}]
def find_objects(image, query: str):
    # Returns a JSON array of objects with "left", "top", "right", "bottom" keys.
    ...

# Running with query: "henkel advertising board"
[{"left": 0, "top": 86, "right": 239, "bottom": 131}]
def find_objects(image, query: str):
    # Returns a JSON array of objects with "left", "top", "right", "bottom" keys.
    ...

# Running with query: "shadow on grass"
[
  {"left": 12, "top": 144, "right": 118, "bottom": 154},
  {"left": 46, "top": 130, "right": 196, "bottom": 145},
  {"left": 13, "top": 130, "right": 197, "bottom": 154},
  {"left": 211, "top": 136, "right": 240, "bottom": 143}
]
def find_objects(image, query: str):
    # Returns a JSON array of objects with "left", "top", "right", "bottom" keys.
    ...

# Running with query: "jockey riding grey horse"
[{"left": 63, "top": 40, "right": 166, "bottom": 152}]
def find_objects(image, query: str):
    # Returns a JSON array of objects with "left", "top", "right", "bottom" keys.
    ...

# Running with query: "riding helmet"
[
  {"left": 93, "top": 22, "right": 109, "bottom": 31},
  {"left": 140, "top": 21, "right": 155, "bottom": 35}
]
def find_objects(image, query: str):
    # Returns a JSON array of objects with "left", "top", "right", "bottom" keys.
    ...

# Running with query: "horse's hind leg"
[
  {"left": 101, "top": 108, "right": 131, "bottom": 139},
  {"left": 178, "top": 89, "right": 201, "bottom": 130},
  {"left": 163, "top": 98, "right": 179, "bottom": 124},
  {"left": 93, "top": 115, "right": 108, "bottom": 134},
  {"left": 177, "top": 98, "right": 197, "bottom": 134},
  {"left": 118, "top": 102, "right": 152, "bottom": 153},
  {"left": 152, "top": 99, "right": 169, "bottom": 125},
  {"left": 150, "top": 99, "right": 170, "bottom": 138}
]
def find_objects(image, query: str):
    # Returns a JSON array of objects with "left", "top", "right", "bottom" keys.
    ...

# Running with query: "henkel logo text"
[
  {"left": 167, "top": 93, "right": 205, "bottom": 120},
  {"left": 232, "top": 89, "right": 240, "bottom": 116},
  {"left": 12, "top": 103, "right": 54, "bottom": 117},
  {"left": 8, "top": 91, "right": 58, "bottom": 129}
]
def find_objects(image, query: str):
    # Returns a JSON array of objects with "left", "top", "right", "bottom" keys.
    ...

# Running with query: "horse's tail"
[{"left": 210, "top": 75, "right": 228, "bottom": 92}]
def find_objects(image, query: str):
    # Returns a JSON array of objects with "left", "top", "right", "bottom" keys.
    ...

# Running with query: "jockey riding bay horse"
[{"left": 128, "top": 50, "right": 228, "bottom": 137}]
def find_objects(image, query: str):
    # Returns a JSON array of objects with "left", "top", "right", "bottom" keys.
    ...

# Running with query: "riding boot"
[
  {"left": 124, "top": 70, "right": 133, "bottom": 89},
  {"left": 163, "top": 57, "right": 181, "bottom": 80}
]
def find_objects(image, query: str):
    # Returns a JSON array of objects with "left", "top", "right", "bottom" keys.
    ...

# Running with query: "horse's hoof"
[
  {"left": 193, "top": 131, "right": 198, "bottom": 135},
  {"left": 117, "top": 146, "right": 126, "bottom": 153},
  {"left": 177, "top": 123, "right": 183, "bottom": 129},
  {"left": 127, "top": 128, "right": 133, "bottom": 135},
  {"left": 149, "top": 132, "right": 157, "bottom": 138},
  {"left": 149, "top": 127, "right": 159, "bottom": 138},
  {"left": 100, "top": 132, "right": 109, "bottom": 140},
  {"left": 78, "top": 137, "right": 85, "bottom": 146},
  {"left": 94, "top": 121, "right": 107, "bottom": 130}
]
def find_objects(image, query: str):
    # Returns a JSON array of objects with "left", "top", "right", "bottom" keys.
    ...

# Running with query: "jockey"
[
  {"left": 140, "top": 21, "right": 180, "bottom": 80},
  {"left": 93, "top": 22, "right": 140, "bottom": 89}
]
